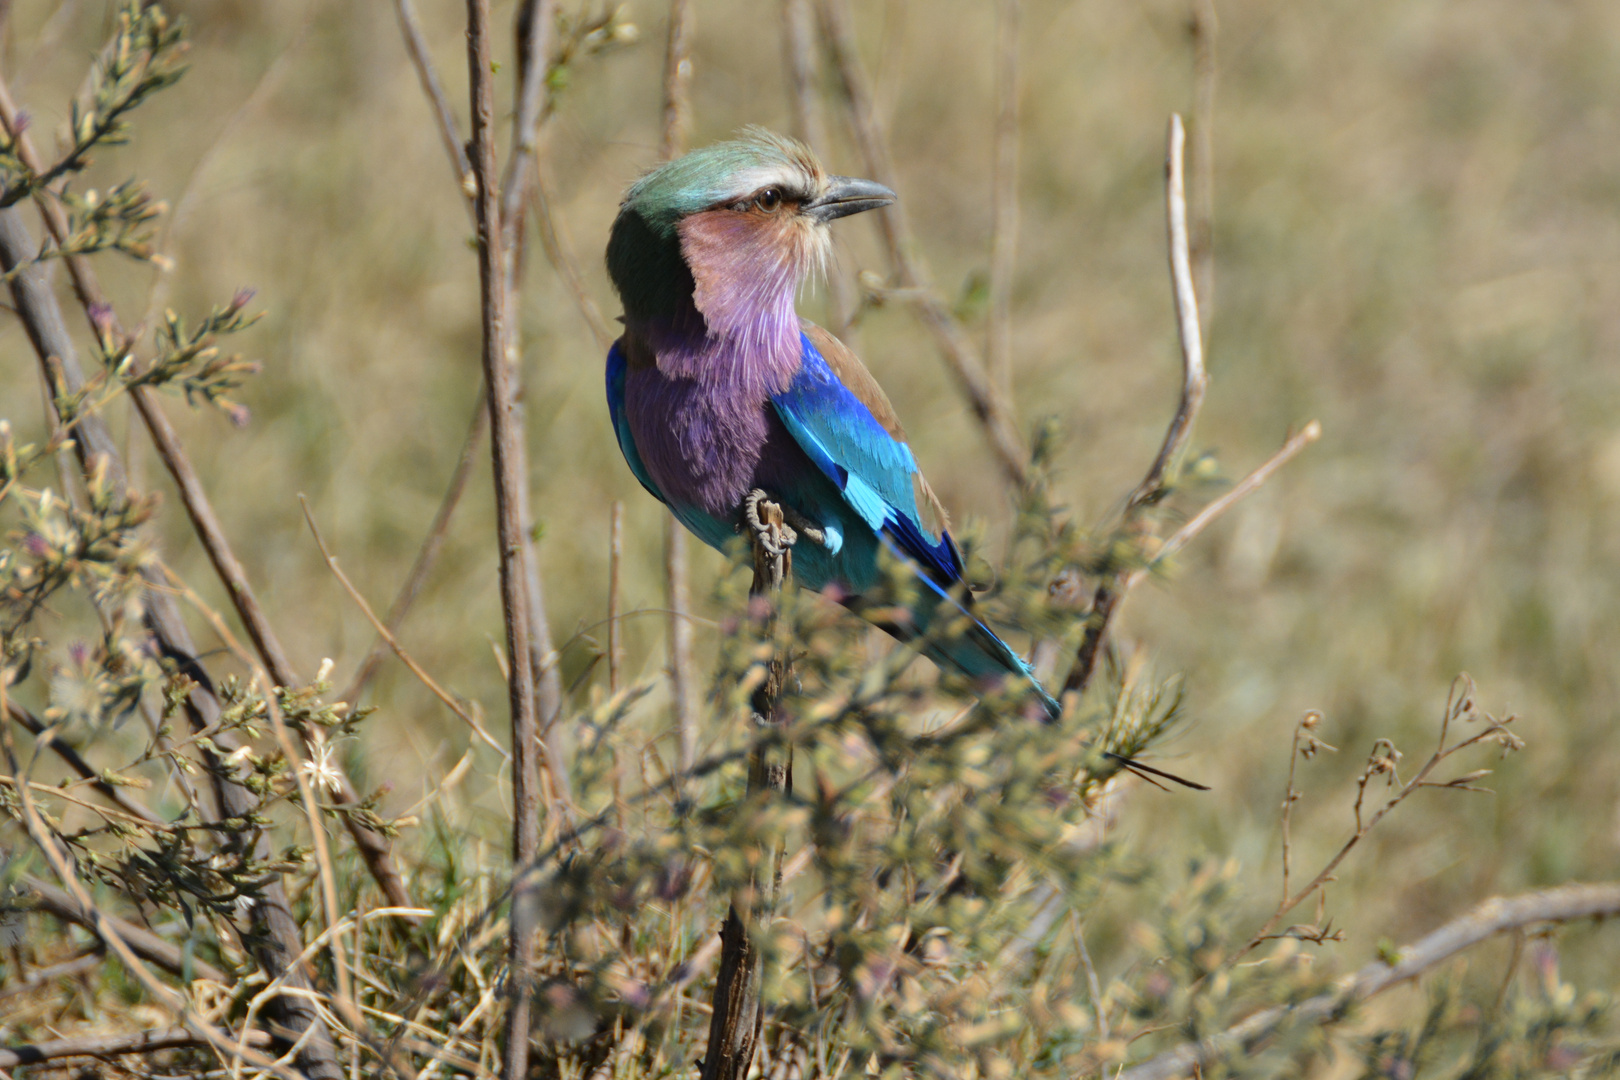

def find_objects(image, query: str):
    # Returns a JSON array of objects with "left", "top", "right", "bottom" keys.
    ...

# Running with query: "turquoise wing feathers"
[{"left": 770, "top": 332, "right": 963, "bottom": 587}]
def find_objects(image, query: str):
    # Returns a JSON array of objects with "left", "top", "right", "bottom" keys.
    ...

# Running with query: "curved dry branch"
[
  {"left": 1118, "top": 882, "right": 1620, "bottom": 1080},
  {"left": 660, "top": 0, "right": 696, "bottom": 160},
  {"left": 1062, "top": 116, "right": 1315, "bottom": 699},
  {"left": 1126, "top": 114, "right": 1207, "bottom": 514}
]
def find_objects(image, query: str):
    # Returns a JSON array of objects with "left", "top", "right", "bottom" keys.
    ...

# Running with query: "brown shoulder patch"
[{"left": 803, "top": 322, "right": 907, "bottom": 441}]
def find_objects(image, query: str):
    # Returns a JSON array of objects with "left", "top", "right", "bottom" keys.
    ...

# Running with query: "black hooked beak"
[{"left": 805, "top": 176, "right": 897, "bottom": 223}]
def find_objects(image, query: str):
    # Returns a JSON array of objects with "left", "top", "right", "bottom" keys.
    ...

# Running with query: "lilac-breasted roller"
[{"left": 604, "top": 128, "right": 1060, "bottom": 718}]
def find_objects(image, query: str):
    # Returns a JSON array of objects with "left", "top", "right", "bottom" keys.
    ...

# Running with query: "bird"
[{"left": 603, "top": 127, "right": 1060, "bottom": 720}]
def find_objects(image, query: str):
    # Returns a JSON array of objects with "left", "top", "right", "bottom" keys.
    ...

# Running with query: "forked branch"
[
  {"left": 1063, "top": 116, "right": 1318, "bottom": 698},
  {"left": 1120, "top": 882, "right": 1620, "bottom": 1080}
]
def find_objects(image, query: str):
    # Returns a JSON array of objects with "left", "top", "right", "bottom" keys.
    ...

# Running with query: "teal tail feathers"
[{"left": 851, "top": 540, "right": 1063, "bottom": 721}]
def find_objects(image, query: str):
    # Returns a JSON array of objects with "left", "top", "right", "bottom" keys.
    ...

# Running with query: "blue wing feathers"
[
  {"left": 772, "top": 333, "right": 962, "bottom": 587},
  {"left": 606, "top": 343, "right": 666, "bottom": 506}
]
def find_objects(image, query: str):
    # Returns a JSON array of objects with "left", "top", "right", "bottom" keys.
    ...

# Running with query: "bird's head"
[{"left": 607, "top": 128, "right": 895, "bottom": 337}]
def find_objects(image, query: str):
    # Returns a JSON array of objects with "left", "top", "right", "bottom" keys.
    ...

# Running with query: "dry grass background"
[{"left": 5, "top": 0, "right": 1620, "bottom": 1020}]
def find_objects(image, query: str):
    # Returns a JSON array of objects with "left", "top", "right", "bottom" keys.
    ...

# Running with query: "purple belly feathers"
[
  {"left": 622, "top": 268, "right": 809, "bottom": 519},
  {"left": 623, "top": 365, "right": 766, "bottom": 516}
]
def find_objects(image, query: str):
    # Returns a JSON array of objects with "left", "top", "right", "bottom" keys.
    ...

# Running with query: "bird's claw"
[{"left": 744, "top": 490, "right": 826, "bottom": 554}]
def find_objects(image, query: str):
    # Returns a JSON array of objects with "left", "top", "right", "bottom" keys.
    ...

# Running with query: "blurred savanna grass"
[{"left": 4, "top": 0, "right": 1620, "bottom": 1069}]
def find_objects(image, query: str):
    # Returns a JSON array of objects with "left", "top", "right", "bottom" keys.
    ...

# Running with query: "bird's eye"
[{"left": 757, "top": 188, "right": 784, "bottom": 212}]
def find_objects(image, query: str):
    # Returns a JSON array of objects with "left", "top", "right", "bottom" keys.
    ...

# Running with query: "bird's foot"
[
  {"left": 745, "top": 490, "right": 827, "bottom": 590},
  {"left": 744, "top": 490, "right": 826, "bottom": 551},
  {"left": 744, "top": 490, "right": 828, "bottom": 554}
]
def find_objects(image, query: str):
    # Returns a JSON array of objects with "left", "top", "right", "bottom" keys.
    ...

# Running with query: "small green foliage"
[
  {"left": 133, "top": 293, "right": 264, "bottom": 422},
  {"left": 0, "top": 1, "right": 186, "bottom": 208}
]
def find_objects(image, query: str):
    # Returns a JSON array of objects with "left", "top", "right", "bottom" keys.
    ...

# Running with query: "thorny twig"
[{"left": 1234, "top": 675, "right": 1523, "bottom": 963}]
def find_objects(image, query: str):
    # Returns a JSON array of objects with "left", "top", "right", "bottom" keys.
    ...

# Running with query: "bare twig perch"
[
  {"left": 1119, "top": 882, "right": 1620, "bottom": 1080},
  {"left": 702, "top": 495, "right": 800, "bottom": 1080},
  {"left": 1063, "top": 115, "right": 1317, "bottom": 698}
]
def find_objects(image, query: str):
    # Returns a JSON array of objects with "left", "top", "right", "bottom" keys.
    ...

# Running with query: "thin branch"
[
  {"left": 1119, "top": 882, "right": 1620, "bottom": 1080},
  {"left": 393, "top": 0, "right": 472, "bottom": 195},
  {"left": 1066, "top": 420, "right": 1319, "bottom": 695},
  {"left": 1135, "top": 420, "right": 1322, "bottom": 590},
  {"left": 818, "top": 0, "right": 1029, "bottom": 486},
  {"left": 660, "top": 0, "right": 696, "bottom": 160},
  {"left": 530, "top": 164, "right": 614, "bottom": 349},
  {"left": 666, "top": 517, "right": 697, "bottom": 774},
  {"left": 301, "top": 497, "right": 509, "bottom": 759},
  {"left": 1127, "top": 114, "right": 1207, "bottom": 514},
  {"left": 392, "top": 0, "right": 570, "bottom": 800},
  {"left": 341, "top": 384, "right": 489, "bottom": 708},
  {"left": 1061, "top": 115, "right": 1213, "bottom": 698},
  {"left": 0, "top": 1027, "right": 273, "bottom": 1070},
  {"left": 1232, "top": 675, "right": 1514, "bottom": 963},
  {"left": 0, "top": 948, "right": 103, "bottom": 1006},
  {"left": 22, "top": 877, "right": 228, "bottom": 984},
  {"left": 987, "top": 0, "right": 1019, "bottom": 396},
  {"left": 499, "top": 0, "right": 560, "bottom": 286},
  {"left": 781, "top": 0, "right": 857, "bottom": 337},
  {"left": 659, "top": 0, "right": 699, "bottom": 779},
  {"left": 465, "top": 5, "right": 543, "bottom": 1079}
]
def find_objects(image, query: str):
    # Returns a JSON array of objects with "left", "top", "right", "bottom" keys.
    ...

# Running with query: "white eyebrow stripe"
[{"left": 718, "top": 164, "right": 815, "bottom": 202}]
